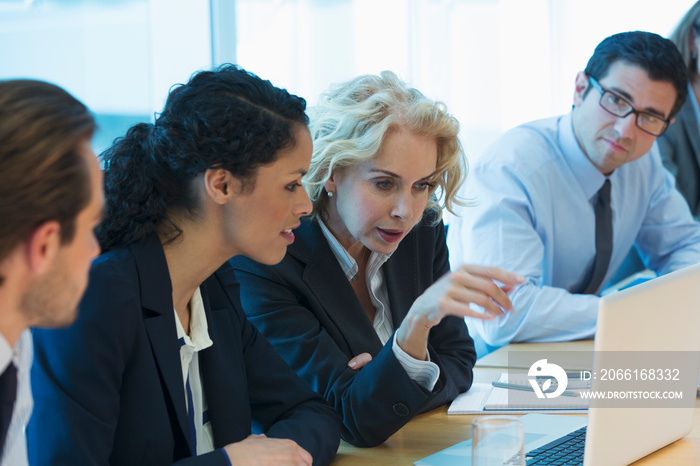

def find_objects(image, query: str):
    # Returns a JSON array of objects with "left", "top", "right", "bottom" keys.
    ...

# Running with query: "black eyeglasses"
[{"left": 587, "top": 76, "right": 670, "bottom": 136}]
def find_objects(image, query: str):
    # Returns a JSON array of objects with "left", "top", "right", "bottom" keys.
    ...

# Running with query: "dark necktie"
[
  {"left": 581, "top": 179, "right": 613, "bottom": 295},
  {"left": 178, "top": 337, "right": 197, "bottom": 454},
  {"left": 0, "top": 362, "right": 17, "bottom": 454}
]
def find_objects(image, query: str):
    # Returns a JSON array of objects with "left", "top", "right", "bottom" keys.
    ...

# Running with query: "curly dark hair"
[{"left": 97, "top": 64, "right": 308, "bottom": 252}]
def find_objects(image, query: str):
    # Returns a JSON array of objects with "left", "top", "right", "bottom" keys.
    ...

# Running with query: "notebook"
[
  {"left": 447, "top": 373, "right": 589, "bottom": 415},
  {"left": 415, "top": 262, "right": 700, "bottom": 466},
  {"left": 483, "top": 373, "right": 589, "bottom": 411}
]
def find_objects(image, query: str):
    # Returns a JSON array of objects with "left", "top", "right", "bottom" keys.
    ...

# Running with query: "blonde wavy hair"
[{"left": 305, "top": 70, "right": 468, "bottom": 223}]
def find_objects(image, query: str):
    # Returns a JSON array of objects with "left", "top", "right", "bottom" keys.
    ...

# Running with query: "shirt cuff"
[{"left": 392, "top": 333, "right": 440, "bottom": 391}]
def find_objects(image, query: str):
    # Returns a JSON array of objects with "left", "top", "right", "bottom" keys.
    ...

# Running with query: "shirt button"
[{"left": 392, "top": 403, "right": 410, "bottom": 417}]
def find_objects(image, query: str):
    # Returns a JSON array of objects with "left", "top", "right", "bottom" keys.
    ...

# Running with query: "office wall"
[
  {"left": 0, "top": 0, "right": 695, "bottom": 158},
  {"left": 0, "top": 0, "right": 212, "bottom": 154},
  {"left": 235, "top": 0, "right": 696, "bottom": 162}
]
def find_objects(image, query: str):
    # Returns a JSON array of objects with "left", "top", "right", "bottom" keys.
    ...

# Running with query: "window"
[
  {"left": 233, "top": 0, "right": 695, "bottom": 161},
  {"left": 1, "top": 0, "right": 695, "bottom": 159},
  {"left": 0, "top": 0, "right": 213, "bottom": 154}
]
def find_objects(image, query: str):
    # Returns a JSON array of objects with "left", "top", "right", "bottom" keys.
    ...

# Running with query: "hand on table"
[{"left": 224, "top": 434, "right": 313, "bottom": 466}]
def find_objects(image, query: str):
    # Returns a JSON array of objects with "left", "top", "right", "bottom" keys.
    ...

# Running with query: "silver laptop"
[
  {"left": 415, "top": 262, "right": 700, "bottom": 466},
  {"left": 582, "top": 262, "right": 700, "bottom": 465}
]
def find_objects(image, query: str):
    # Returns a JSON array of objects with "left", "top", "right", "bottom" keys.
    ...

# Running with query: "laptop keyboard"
[{"left": 525, "top": 426, "right": 587, "bottom": 465}]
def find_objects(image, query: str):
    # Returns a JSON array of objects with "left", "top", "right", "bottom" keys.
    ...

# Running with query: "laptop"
[{"left": 415, "top": 262, "right": 700, "bottom": 466}]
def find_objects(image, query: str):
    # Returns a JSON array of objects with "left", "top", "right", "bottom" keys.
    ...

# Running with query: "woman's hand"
[
  {"left": 347, "top": 352, "right": 373, "bottom": 370},
  {"left": 432, "top": 264, "right": 524, "bottom": 320},
  {"left": 224, "top": 434, "right": 313, "bottom": 466},
  {"left": 396, "top": 265, "right": 524, "bottom": 360}
]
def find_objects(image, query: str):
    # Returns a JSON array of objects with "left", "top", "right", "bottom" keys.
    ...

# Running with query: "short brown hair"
[{"left": 0, "top": 80, "right": 96, "bottom": 280}]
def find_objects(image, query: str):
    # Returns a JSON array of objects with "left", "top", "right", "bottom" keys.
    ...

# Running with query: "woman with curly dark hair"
[{"left": 28, "top": 65, "right": 340, "bottom": 466}]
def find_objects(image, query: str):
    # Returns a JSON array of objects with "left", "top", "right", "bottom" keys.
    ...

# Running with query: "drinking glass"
[{"left": 472, "top": 415, "right": 525, "bottom": 466}]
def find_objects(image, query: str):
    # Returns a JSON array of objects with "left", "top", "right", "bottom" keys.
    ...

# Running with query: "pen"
[
  {"left": 491, "top": 381, "right": 579, "bottom": 397},
  {"left": 536, "top": 372, "right": 585, "bottom": 380}
]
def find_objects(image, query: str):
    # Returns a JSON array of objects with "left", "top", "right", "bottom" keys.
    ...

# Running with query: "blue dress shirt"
[{"left": 447, "top": 112, "right": 700, "bottom": 350}]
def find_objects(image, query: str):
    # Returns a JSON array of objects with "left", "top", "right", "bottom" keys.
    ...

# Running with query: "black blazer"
[
  {"left": 28, "top": 236, "right": 340, "bottom": 465},
  {"left": 658, "top": 96, "right": 700, "bottom": 219},
  {"left": 227, "top": 216, "right": 476, "bottom": 447}
]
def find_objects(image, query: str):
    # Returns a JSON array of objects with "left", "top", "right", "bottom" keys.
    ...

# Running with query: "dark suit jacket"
[
  {"left": 227, "top": 216, "right": 476, "bottom": 447},
  {"left": 28, "top": 236, "right": 340, "bottom": 466},
  {"left": 658, "top": 96, "right": 700, "bottom": 219}
]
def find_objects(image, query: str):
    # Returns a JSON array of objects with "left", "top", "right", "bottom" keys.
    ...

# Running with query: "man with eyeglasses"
[{"left": 446, "top": 31, "right": 700, "bottom": 355}]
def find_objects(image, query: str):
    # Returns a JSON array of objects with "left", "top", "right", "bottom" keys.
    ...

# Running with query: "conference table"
[{"left": 330, "top": 340, "right": 700, "bottom": 465}]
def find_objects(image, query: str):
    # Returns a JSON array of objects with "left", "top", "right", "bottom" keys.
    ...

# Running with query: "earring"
[{"left": 327, "top": 191, "right": 334, "bottom": 198}]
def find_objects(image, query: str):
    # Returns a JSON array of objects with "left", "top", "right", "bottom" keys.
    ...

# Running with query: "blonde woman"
[{"left": 228, "top": 71, "right": 523, "bottom": 447}]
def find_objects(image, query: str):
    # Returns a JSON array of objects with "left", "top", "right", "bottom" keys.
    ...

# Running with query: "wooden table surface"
[
  {"left": 330, "top": 340, "right": 700, "bottom": 465},
  {"left": 331, "top": 404, "right": 700, "bottom": 465}
]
